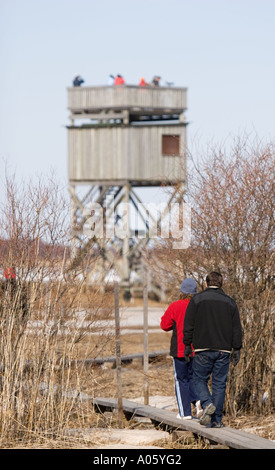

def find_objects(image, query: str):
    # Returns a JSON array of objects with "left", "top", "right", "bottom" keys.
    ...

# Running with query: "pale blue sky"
[{"left": 0, "top": 0, "right": 275, "bottom": 192}]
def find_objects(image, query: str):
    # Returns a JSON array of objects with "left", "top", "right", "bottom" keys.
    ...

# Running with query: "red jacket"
[
  {"left": 114, "top": 76, "right": 125, "bottom": 85},
  {"left": 161, "top": 299, "right": 194, "bottom": 358}
]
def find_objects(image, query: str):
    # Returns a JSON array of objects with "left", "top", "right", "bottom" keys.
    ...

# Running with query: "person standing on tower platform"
[
  {"left": 107, "top": 74, "right": 115, "bottom": 85},
  {"left": 139, "top": 77, "right": 148, "bottom": 86},
  {"left": 73, "top": 74, "right": 85, "bottom": 87},
  {"left": 114, "top": 74, "right": 125, "bottom": 85},
  {"left": 151, "top": 76, "right": 161, "bottom": 86}
]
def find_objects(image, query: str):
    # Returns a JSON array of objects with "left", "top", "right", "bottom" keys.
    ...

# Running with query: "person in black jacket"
[
  {"left": 183, "top": 271, "right": 242, "bottom": 428},
  {"left": 73, "top": 74, "right": 84, "bottom": 87}
]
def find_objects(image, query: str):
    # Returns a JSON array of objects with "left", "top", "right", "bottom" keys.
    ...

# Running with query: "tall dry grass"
[{"left": 0, "top": 172, "right": 114, "bottom": 447}]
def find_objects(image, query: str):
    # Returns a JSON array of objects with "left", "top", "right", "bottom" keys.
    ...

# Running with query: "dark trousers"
[
  {"left": 193, "top": 350, "right": 230, "bottom": 424},
  {"left": 173, "top": 357, "right": 199, "bottom": 417}
]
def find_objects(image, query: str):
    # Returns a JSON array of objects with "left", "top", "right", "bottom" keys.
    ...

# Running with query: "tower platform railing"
[{"left": 68, "top": 85, "right": 187, "bottom": 115}]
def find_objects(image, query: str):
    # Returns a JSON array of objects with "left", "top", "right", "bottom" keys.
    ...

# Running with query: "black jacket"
[{"left": 183, "top": 287, "right": 242, "bottom": 352}]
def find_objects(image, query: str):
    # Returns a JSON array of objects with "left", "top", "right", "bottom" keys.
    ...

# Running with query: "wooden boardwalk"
[
  {"left": 92, "top": 397, "right": 275, "bottom": 450},
  {"left": 67, "top": 350, "right": 169, "bottom": 367},
  {"left": 39, "top": 349, "right": 275, "bottom": 449}
]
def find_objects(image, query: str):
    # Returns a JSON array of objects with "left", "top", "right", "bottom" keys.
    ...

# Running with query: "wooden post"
[
  {"left": 143, "top": 266, "right": 149, "bottom": 405},
  {"left": 114, "top": 281, "right": 124, "bottom": 427},
  {"left": 69, "top": 184, "right": 78, "bottom": 260},
  {"left": 122, "top": 184, "right": 130, "bottom": 283}
]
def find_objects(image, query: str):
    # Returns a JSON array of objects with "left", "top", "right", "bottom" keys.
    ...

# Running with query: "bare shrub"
[
  {"left": 0, "top": 172, "right": 114, "bottom": 446},
  {"left": 152, "top": 135, "right": 275, "bottom": 415}
]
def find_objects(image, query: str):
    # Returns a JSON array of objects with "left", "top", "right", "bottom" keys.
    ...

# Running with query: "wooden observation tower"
[{"left": 67, "top": 84, "right": 187, "bottom": 297}]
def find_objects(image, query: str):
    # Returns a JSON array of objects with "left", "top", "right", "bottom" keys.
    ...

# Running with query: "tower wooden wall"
[{"left": 67, "top": 84, "right": 188, "bottom": 297}]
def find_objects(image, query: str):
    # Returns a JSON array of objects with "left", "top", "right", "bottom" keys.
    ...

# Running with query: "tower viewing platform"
[{"left": 67, "top": 84, "right": 187, "bottom": 123}]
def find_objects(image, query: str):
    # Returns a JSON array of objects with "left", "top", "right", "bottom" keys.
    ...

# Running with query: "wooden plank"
[
  {"left": 69, "top": 350, "right": 169, "bottom": 367},
  {"left": 70, "top": 112, "right": 125, "bottom": 120},
  {"left": 38, "top": 381, "right": 274, "bottom": 449},
  {"left": 92, "top": 397, "right": 275, "bottom": 450}
]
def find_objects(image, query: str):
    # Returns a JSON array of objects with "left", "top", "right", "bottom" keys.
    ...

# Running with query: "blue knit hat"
[{"left": 180, "top": 278, "right": 197, "bottom": 295}]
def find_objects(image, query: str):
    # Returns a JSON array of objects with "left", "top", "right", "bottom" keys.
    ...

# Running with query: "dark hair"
[
  {"left": 179, "top": 293, "right": 194, "bottom": 300},
  {"left": 206, "top": 271, "right": 223, "bottom": 288}
]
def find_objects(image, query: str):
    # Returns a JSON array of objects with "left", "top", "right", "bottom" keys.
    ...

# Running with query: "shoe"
[
  {"left": 211, "top": 421, "right": 225, "bottom": 428},
  {"left": 199, "top": 403, "right": 216, "bottom": 426},
  {"left": 196, "top": 400, "right": 203, "bottom": 419},
  {"left": 177, "top": 413, "right": 192, "bottom": 420}
]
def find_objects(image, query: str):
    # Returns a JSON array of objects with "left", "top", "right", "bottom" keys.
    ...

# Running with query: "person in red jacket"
[
  {"left": 138, "top": 77, "right": 148, "bottom": 86},
  {"left": 114, "top": 74, "right": 125, "bottom": 85},
  {"left": 160, "top": 278, "right": 202, "bottom": 420}
]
